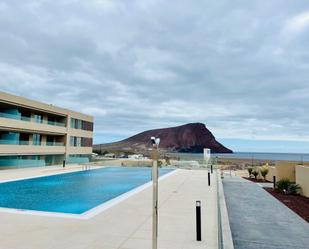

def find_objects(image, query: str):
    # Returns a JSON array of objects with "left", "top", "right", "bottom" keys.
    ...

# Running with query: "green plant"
[
  {"left": 275, "top": 179, "right": 291, "bottom": 193},
  {"left": 260, "top": 166, "right": 269, "bottom": 180},
  {"left": 252, "top": 168, "right": 259, "bottom": 180},
  {"left": 287, "top": 183, "right": 301, "bottom": 195},
  {"left": 247, "top": 167, "right": 253, "bottom": 177},
  {"left": 164, "top": 156, "right": 171, "bottom": 165}
]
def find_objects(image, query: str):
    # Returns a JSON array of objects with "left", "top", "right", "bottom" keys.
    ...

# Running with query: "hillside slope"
[{"left": 94, "top": 123, "right": 232, "bottom": 154}]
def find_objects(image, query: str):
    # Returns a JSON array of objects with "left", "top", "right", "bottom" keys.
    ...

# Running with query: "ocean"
[{"left": 167, "top": 152, "right": 309, "bottom": 162}]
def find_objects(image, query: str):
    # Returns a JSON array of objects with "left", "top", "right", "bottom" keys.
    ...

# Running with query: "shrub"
[
  {"left": 260, "top": 166, "right": 269, "bottom": 180},
  {"left": 275, "top": 179, "right": 302, "bottom": 195},
  {"left": 247, "top": 167, "right": 253, "bottom": 177},
  {"left": 252, "top": 168, "right": 259, "bottom": 180},
  {"left": 164, "top": 156, "right": 171, "bottom": 165},
  {"left": 287, "top": 183, "right": 301, "bottom": 195},
  {"left": 275, "top": 179, "right": 291, "bottom": 193}
]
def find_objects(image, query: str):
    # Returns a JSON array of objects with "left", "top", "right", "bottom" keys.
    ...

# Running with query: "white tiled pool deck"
[{"left": 0, "top": 166, "right": 218, "bottom": 249}]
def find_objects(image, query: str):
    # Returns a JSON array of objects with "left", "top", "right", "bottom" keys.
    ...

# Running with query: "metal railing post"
[{"left": 152, "top": 145, "right": 159, "bottom": 249}]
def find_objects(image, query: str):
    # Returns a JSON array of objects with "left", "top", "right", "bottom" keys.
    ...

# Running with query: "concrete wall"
[
  {"left": 266, "top": 161, "right": 298, "bottom": 182},
  {"left": 266, "top": 166, "right": 276, "bottom": 182},
  {"left": 275, "top": 161, "right": 298, "bottom": 182},
  {"left": 264, "top": 162, "right": 309, "bottom": 198},
  {"left": 67, "top": 146, "right": 92, "bottom": 155},
  {"left": 295, "top": 165, "right": 309, "bottom": 198}
]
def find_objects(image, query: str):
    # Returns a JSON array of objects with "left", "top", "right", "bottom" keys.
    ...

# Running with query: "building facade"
[{"left": 0, "top": 91, "right": 93, "bottom": 169}]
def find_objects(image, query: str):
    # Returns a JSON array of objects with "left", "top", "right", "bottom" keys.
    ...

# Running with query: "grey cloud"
[{"left": 1, "top": 0, "right": 309, "bottom": 143}]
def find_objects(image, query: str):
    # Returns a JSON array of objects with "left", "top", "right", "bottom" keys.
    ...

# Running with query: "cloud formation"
[{"left": 1, "top": 0, "right": 309, "bottom": 145}]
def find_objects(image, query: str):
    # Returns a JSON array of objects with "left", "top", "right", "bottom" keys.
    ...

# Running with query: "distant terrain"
[{"left": 93, "top": 123, "right": 232, "bottom": 155}]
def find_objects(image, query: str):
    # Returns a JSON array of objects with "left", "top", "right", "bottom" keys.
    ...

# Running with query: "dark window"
[
  {"left": 71, "top": 118, "right": 93, "bottom": 131},
  {"left": 81, "top": 137, "right": 93, "bottom": 147},
  {"left": 82, "top": 121, "right": 94, "bottom": 131}
]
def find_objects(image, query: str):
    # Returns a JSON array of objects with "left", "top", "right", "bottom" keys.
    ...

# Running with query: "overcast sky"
[{"left": 1, "top": 0, "right": 309, "bottom": 153}]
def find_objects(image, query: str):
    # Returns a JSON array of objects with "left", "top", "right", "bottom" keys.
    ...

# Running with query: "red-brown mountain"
[{"left": 94, "top": 123, "right": 232, "bottom": 154}]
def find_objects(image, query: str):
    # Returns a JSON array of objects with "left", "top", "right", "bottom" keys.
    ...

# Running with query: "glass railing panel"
[
  {"left": 0, "top": 140, "right": 30, "bottom": 145},
  {"left": 47, "top": 121, "right": 66, "bottom": 127},
  {"left": 46, "top": 142, "right": 65, "bottom": 146},
  {"left": 0, "top": 112, "right": 66, "bottom": 127},
  {"left": 0, "top": 112, "right": 31, "bottom": 122},
  {"left": 21, "top": 116, "right": 31, "bottom": 122},
  {"left": 0, "top": 140, "right": 65, "bottom": 146},
  {"left": 0, "top": 140, "right": 19, "bottom": 145},
  {"left": 0, "top": 112, "right": 21, "bottom": 120},
  {"left": 20, "top": 140, "right": 30, "bottom": 145}
]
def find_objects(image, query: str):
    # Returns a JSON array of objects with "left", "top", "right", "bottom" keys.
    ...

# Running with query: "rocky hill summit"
[{"left": 94, "top": 123, "right": 232, "bottom": 154}]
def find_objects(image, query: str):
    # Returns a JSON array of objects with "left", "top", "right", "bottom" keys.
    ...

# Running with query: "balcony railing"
[
  {"left": 47, "top": 120, "right": 66, "bottom": 127},
  {"left": 46, "top": 142, "right": 65, "bottom": 146},
  {"left": 0, "top": 140, "right": 30, "bottom": 145},
  {"left": 0, "top": 112, "right": 66, "bottom": 127},
  {"left": 0, "top": 140, "right": 64, "bottom": 146}
]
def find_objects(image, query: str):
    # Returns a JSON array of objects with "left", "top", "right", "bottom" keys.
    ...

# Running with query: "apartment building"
[{"left": 0, "top": 91, "right": 93, "bottom": 169}]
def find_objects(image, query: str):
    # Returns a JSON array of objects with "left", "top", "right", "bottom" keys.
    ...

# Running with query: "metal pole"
[
  {"left": 152, "top": 146, "right": 158, "bottom": 249},
  {"left": 211, "top": 164, "right": 213, "bottom": 174},
  {"left": 196, "top": 201, "right": 201, "bottom": 241},
  {"left": 208, "top": 172, "right": 211, "bottom": 186},
  {"left": 273, "top": 176, "right": 276, "bottom": 189}
]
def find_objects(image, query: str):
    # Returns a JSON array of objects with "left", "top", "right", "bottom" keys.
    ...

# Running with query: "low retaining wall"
[
  {"left": 266, "top": 166, "right": 276, "bottom": 182},
  {"left": 295, "top": 165, "right": 309, "bottom": 198},
  {"left": 275, "top": 161, "right": 297, "bottom": 181},
  {"left": 217, "top": 170, "right": 234, "bottom": 249},
  {"left": 265, "top": 161, "right": 298, "bottom": 182}
]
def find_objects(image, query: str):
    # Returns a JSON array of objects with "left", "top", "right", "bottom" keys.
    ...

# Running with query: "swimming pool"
[{"left": 0, "top": 167, "right": 174, "bottom": 216}]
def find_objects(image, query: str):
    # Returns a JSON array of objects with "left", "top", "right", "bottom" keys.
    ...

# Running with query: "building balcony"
[
  {"left": 0, "top": 116, "right": 67, "bottom": 135},
  {"left": 46, "top": 142, "right": 65, "bottom": 146},
  {"left": 0, "top": 112, "right": 66, "bottom": 127},
  {"left": 0, "top": 140, "right": 30, "bottom": 145},
  {"left": 0, "top": 143, "right": 66, "bottom": 155},
  {"left": 0, "top": 140, "right": 64, "bottom": 147}
]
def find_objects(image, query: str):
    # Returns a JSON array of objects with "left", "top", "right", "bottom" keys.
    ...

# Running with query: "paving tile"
[{"left": 223, "top": 176, "right": 309, "bottom": 249}]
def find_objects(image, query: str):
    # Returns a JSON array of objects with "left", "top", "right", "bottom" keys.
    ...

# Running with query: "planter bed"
[
  {"left": 243, "top": 177, "right": 271, "bottom": 183},
  {"left": 264, "top": 188, "right": 309, "bottom": 223}
]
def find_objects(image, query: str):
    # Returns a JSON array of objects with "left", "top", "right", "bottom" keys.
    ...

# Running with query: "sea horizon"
[{"left": 168, "top": 151, "right": 309, "bottom": 162}]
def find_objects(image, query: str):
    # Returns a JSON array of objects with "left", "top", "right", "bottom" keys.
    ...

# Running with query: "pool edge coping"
[{"left": 0, "top": 166, "right": 105, "bottom": 184}]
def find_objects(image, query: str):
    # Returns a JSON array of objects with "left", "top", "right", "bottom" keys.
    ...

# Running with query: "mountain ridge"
[{"left": 93, "top": 123, "right": 232, "bottom": 154}]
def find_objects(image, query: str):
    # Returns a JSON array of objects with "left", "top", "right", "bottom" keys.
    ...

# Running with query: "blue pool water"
[{"left": 0, "top": 167, "right": 173, "bottom": 214}]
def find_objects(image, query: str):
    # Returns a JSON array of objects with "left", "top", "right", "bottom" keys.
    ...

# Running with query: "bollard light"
[{"left": 196, "top": 201, "right": 201, "bottom": 241}]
